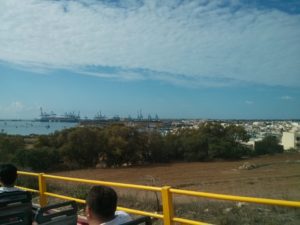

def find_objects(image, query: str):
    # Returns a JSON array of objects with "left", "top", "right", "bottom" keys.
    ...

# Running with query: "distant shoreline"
[
  {"left": 0, "top": 118, "right": 300, "bottom": 122},
  {"left": 0, "top": 120, "right": 78, "bottom": 136}
]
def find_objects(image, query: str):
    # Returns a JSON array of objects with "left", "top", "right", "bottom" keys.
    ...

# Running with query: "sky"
[{"left": 0, "top": 0, "right": 300, "bottom": 120}]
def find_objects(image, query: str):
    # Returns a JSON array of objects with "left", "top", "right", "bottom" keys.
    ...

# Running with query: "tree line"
[{"left": 0, "top": 122, "right": 283, "bottom": 171}]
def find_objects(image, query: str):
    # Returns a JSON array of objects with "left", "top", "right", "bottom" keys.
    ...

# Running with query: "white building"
[{"left": 281, "top": 130, "right": 300, "bottom": 150}]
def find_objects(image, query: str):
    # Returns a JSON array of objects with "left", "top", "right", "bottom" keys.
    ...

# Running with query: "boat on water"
[{"left": 39, "top": 108, "right": 80, "bottom": 122}]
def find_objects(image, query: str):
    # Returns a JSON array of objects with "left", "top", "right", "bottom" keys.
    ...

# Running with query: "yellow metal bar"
[
  {"left": 43, "top": 174, "right": 161, "bottom": 192},
  {"left": 161, "top": 186, "right": 174, "bottom": 225},
  {"left": 17, "top": 171, "right": 39, "bottom": 176},
  {"left": 117, "top": 206, "right": 163, "bottom": 219},
  {"left": 44, "top": 192, "right": 163, "bottom": 219},
  {"left": 15, "top": 186, "right": 39, "bottom": 193},
  {"left": 44, "top": 192, "right": 86, "bottom": 204},
  {"left": 18, "top": 171, "right": 300, "bottom": 225},
  {"left": 170, "top": 189, "right": 300, "bottom": 208},
  {"left": 172, "top": 217, "right": 212, "bottom": 225},
  {"left": 38, "top": 173, "right": 47, "bottom": 207}
]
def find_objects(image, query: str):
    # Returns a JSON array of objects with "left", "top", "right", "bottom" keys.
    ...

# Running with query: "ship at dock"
[{"left": 39, "top": 108, "right": 80, "bottom": 122}]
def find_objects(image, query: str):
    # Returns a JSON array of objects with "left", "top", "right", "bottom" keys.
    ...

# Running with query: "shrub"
[
  {"left": 255, "top": 136, "right": 283, "bottom": 155},
  {"left": 14, "top": 147, "right": 61, "bottom": 171}
]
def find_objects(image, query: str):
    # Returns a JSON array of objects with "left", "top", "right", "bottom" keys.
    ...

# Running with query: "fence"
[{"left": 17, "top": 171, "right": 300, "bottom": 225}]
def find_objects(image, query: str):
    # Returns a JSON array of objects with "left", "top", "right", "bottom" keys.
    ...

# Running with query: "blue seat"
[
  {"left": 34, "top": 201, "right": 77, "bottom": 225},
  {"left": 120, "top": 216, "right": 152, "bottom": 225},
  {"left": 0, "top": 191, "right": 32, "bottom": 225}
]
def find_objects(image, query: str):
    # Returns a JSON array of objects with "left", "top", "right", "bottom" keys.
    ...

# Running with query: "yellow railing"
[{"left": 17, "top": 171, "right": 300, "bottom": 225}]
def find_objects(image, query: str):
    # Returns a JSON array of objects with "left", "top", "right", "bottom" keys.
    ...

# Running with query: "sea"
[{"left": 0, "top": 120, "right": 78, "bottom": 136}]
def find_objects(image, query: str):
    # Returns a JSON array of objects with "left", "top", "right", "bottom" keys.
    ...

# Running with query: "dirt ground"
[{"left": 53, "top": 153, "right": 300, "bottom": 201}]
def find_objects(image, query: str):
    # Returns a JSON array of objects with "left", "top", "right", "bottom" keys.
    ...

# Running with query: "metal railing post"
[
  {"left": 162, "top": 186, "right": 174, "bottom": 225},
  {"left": 38, "top": 173, "right": 47, "bottom": 207}
]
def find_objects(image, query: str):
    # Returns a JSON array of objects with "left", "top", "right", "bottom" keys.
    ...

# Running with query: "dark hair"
[
  {"left": 0, "top": 164, "right": 18, "bottom": 186},
  {"left": 86, "top": 185, "right": 117, "bottom": 221}
]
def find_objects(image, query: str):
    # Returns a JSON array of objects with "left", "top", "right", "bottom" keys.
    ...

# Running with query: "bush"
[
  {"left": 0, "top": 134, "right": 25, "bottom": 163},
  {"left": 60, "top": 127, "right": 104, "bottom": 168},
  {"left": 2, "top": 122, "right": 264, "bottom": 171},
  {"left": 255, "top": 136, "right": 283, "bottom": 155},
  {"left": 14, "top": 147, "right": 61, "bottom": 171}
]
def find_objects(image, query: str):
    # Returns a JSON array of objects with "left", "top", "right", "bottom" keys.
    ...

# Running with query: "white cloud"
[
  {"left": 6, "top": 101, "right": 24, "bottom": 111},
  {"left": 280, "top": 95, "right": 293, "bottom": 100},
  {"left": 0, "top": 0, "right": 299, "bottom": 86},
  {"left": 0, "top": 101, "right": 40, "bottom": 119},
  {"left": 0, "top": 101, "right": 24, "bottom": 116}
]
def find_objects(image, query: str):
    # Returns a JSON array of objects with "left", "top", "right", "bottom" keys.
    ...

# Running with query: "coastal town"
[
  {"left": 1, "top": 111, "right": 300, "bottom": 152},
  {"left": 137, "top": 119, "right": 300, "bottom": 151}
]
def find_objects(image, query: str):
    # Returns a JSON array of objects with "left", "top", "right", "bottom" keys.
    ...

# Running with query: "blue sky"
[{"left": 0, "top": 0, "right": 300, "bottom": 119}]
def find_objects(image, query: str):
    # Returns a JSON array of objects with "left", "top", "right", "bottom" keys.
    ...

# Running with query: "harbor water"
[{"left": 0, "top": 120, "right": 78, "bottom": 136}]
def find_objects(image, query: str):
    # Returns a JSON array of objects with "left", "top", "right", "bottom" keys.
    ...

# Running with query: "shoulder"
[
  {"left": 102, "top": 211, "right": 131, "bottom": 225},
  {"left": 115, "top": 211, "right": 130, "bottom": 217},
  {"left": 115, "top": 211, "right": 132, "bottom": 224},
  {"left": 0, "top": 187, "right": 23, "bottom": 192}
]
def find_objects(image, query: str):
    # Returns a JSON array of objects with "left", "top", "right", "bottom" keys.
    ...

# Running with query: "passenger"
[
  {"left": 86, "top": 185, "right": 131, "bottom": 225},
  {"left": 0, "top": 163, "right": 22, "bottom": 192}
]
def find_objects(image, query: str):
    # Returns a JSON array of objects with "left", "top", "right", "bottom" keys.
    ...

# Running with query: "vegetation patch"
[{"left": 1, "top": 122, "right": 284, "bottom": 171}]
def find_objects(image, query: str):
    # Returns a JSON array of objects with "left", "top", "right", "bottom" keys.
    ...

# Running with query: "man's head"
[
  {"left": 86, "top": 185, "right": 117, "bottom": 223},
  {"left": 0, "top": 164, "right": 18, "bottom": 187}
]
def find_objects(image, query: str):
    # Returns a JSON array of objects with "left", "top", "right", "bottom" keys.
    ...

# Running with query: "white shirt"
[
  {"left": 0, "top": 186, "right": 22, "bottom": 193},
  {"left": 100, "top": 211, "right": 132, "bottom": 225}
]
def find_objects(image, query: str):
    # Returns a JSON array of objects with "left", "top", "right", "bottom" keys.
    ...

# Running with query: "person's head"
[
  {"left": 0, "top": 164, "right": 18, "bottom": 187},
  {"left": 85, "top": 185, "right": 118, "bottom": 224}
]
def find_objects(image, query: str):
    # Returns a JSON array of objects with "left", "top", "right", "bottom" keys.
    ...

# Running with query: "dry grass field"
[
  {"left": 54, "top": 152, "right": 300, "bottom": 201},
  {"left": 46, "top": 152, "right": 300, "bottom": 224}
]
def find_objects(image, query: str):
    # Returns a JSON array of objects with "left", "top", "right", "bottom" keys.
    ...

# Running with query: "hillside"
[{"left": 54, "top": 152, "right": 300, "bottom": 201}]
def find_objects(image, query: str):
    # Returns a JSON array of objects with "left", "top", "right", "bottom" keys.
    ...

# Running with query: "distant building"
[
  {"left": 281, "top": 130, "right": 300, "bottom": 150},
  {"left": 244, "top": 138, "right": 262, "bottom": 150}
]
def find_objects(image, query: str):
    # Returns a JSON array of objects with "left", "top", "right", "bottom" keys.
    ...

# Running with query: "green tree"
[
  {"left": 180, "top": 129, "right": 209, "bottom": 161},
  {"left": 225, "top": 124, "right": 250, "bottom": 142},
  {"left": 164, "top": 131, "right": 184, "bottom": 160},
  {"left": 143, "top": 131, "right": 168, "bottom": 163},
  {"left": 60, "top": 127, "right": 104, "bottom": 168},
  {"left": 0, "top": 134, "right": 25, "bottom": 163},
  {"left": 14, "top": 147, "right": 61, "bottom": 171},
  {"left": 101, "top": 125, "right": 144, "bottom": 167},
  {"left": 255, "top": 135, "right": 283, "bottom": 155}
]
